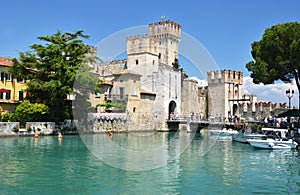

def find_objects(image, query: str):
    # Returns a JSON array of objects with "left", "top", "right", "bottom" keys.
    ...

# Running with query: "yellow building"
[{"left": 0, "top": 57, "right": 27, "bottom": 112}]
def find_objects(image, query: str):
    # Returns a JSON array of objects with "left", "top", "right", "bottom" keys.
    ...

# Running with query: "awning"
[{"left": 0, "top": 88, "right": 11, "bottom": 93}]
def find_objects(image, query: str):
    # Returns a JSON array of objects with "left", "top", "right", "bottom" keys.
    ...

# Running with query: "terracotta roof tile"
[{"left": 0, "top": 57, "right": 13, "bottom": 67}]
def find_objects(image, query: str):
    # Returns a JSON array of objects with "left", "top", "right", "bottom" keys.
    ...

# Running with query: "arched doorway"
[
  {"left": 232, "top": 104, "right": 238, "bottom": 116},
  {"left": 169, "top": 101, "right": 176, "bottom": 120}
]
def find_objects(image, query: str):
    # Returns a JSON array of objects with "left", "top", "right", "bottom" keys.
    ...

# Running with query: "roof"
[
  {"left": 140, "top": 88, "right": 156, "bottom": 95},
  {"left": 0, "top": 57, "right": 13, "bottom": 67},
  {"left": 112, "top": 69, "right": 141, "bottom": 76}
]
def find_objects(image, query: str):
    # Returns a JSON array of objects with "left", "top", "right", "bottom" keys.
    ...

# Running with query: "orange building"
[{"left": 0, "top": 57, "right": 27, "bottom": 113}]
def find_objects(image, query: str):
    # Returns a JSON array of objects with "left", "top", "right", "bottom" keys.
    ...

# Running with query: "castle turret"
[
  {"left": 149, "top": 20, "right": 181, "bottom": 66},
  {"left": 208, "top": 69, "right": 243, "bottom": 120},
  {"left": 127, "top": 20, "right": 181, "bottom": 73}
]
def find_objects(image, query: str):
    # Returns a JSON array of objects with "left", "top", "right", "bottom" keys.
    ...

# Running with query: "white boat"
[
  {"left": 232, "top": 132, "right": 266, "bottom": 143},
  {"left": 247, "top": 138, "right": 297, "bottom": 149},
  {"left": 209, "top": 128, "right": 238, "bottom": 136},
  {"left": 247, "top": 128, "right": 298, "bottom": 149}
]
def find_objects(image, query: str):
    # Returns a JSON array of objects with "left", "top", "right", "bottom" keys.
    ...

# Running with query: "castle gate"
[{"left": 169, "top": 101, "right": 177, "bottom": 119}]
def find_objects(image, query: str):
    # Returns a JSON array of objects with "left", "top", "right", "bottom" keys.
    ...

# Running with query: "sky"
[{"left": 0, "top": 0, "right": 300, "bottom": 105}]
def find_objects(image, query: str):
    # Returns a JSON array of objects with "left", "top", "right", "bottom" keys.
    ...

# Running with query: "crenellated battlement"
[
  {"left": 149, "top": 20, "right": 181, "bottom": 39},
  {"left": 97, "top": 59, "right": 127, "bottom": 75},
  {"left": 127, "top": 34, "right": 159, "bottom": 55},
  {"left": 207, "top": 69, "right": 243, "bottom": 84},
  {"left": 238, "top": 100, "right": 287, "bottom": 119}
]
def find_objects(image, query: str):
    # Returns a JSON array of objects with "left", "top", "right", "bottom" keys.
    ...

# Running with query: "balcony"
[{"left": 105, "top": 94, "right": 129, "bottom": 101}]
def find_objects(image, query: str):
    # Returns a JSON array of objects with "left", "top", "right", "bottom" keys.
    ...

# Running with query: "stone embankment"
[
  {"left": 0, "top": 122, "right": 56, "bottom": 137},
  {"left": 0, "top": 120, "right": 81, "bottom": 137}
]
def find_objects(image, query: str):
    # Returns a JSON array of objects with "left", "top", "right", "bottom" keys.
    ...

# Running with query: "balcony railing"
[{"left": 105, "top": 94, "right": 129, "bottom": 101}]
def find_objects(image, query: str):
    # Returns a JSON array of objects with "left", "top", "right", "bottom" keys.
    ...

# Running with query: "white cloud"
[{"left": 243, "top": 76, "right": 298, "bottom": 106}]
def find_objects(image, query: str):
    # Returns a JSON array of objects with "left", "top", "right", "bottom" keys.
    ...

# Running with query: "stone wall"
[
  {"left": 0, "top": 122, "right": 19, "bottom": 136},
  {"left": 239, "top": 102, "right": 287, "bottom": 121},
  {"left": 181, "top": 78, "right": 200, "bottom": 115},
  {"left": 26, "top": 122, "right": 55, "bottom": 135},
  {"left": 0, "top": 122, "right": 55, "bottom": 136},
  {"left": 88, "top": 113, "right": 128, "bottom": 132}
]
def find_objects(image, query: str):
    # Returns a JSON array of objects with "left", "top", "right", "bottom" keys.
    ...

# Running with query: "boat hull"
[
  {"left": 232, "top": 132, "right": 266, "bottom": 143},
  {"left": 209, "top": 129, "right": 238, "bottom": 136},
  {"left": 248, "top": 139, "right": 298, "bottom": 149}
]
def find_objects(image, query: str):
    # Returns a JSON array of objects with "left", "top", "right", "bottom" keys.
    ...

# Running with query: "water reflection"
[
  {"left": 0, "top": 133, "right": 300, "bottom": 194},
  {"left": 80, "top": 131, "right": 195, "bottom": 171}
]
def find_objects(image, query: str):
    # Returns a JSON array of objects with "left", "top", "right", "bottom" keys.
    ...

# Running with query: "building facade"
[{"left": 0, "top": 57, "right": 27, "bottom": 113}]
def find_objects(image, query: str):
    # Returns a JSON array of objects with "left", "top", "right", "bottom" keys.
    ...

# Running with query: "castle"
[{"left": 88, "top": 20, "right": 287, "bottom": 131}]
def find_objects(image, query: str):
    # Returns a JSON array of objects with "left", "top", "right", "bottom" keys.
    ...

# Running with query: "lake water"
[{"left": 1, "top": 131, "right": 300, "bottom": 195}]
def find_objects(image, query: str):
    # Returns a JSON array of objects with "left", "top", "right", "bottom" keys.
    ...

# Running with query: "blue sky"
[{"left": 0, "top": 0, "right": 300, "bottom": 105}]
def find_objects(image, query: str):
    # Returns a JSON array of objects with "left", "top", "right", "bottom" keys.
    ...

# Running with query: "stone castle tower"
[
  {"left": 207, "top": 70, "right": 243, "bottom": 120},
  {"left": 126, "top": 20, "right": 182, "bottom": 129},
  {"left": 126, "top": 20, "right": 181, "bottom": 85}
]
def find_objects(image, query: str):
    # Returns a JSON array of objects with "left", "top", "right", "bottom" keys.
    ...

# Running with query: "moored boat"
[
  {"left": 247, "top": 138, "right": 297, "bottom": 149},
  {"left": 209, "top": 128, "right": 238, "bottom": 136},
  {"left": 247, "top": 127, "right": 298, "bottom": 149},
  {"left": 232, "top": 132, "right": 266, "bottom": 143}
]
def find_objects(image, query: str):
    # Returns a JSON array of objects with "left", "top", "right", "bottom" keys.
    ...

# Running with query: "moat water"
[{"left": 1, "top": 131, "right": 300, "bottom": 195}]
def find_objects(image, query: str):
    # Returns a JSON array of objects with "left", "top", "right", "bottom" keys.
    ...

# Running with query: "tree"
[
  {"left": 10, "top": 30, "right": 99, "bottom": 122},
  {"left": 11, "top": 100, "right": 49, "bottom": 126},
  {"left": 246, "top": 22, "right": 300, "bottom": 105},
  {"left": 172, "top": 58, "right": 180, "bottom": 70}
]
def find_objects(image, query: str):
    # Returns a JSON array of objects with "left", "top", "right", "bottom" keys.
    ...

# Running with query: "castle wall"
[
  {"left": 239, "top": 102, "right": 287, "bottom": 121},
  {"left": 198, "top": 86, "right": 207, "bottom": 116},
  {"left": 153, "top": 69, "right": 182, "bottom": 129},
  {"left": 181, "top": 78, "right": 200, "bottom": 115},
  {"left": 97, "top": 59, "right": 127, "bottom": 76}
]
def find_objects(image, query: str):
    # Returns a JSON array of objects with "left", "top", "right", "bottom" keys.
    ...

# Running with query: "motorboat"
[
  {"left": 209, "top": 128, "right": 238, "bottom": 136},
  {"left": 232, "top": 132, "right": 266, "bottom": 143},
  {"left": 247, "top": 138, "right": 297, "bottom": 149},
  {"left": 247, "top": 127, "right": 298, "bottom": 149}
]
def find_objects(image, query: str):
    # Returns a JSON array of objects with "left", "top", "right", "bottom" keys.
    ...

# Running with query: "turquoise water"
[{"left": 0, "top": 132, "right": 300, "bottom": 195}]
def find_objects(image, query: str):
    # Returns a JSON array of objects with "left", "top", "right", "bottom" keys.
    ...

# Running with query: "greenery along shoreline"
[{"left": 3, "top": 30, "right": 101, "bottom": 126}]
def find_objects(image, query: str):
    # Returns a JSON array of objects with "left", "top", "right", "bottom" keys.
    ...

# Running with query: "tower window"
[
  {"left": 135, "top": 59, "right": 139, "bottom": 65},
  {"left": 152, "top": 60, "right": 155, "bottom": 65},
  {"left": 158, "top": 53, "right": 161, "bottom": 59}
]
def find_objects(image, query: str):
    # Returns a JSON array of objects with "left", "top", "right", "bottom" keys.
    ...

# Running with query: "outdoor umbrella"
[{"left": 277, "top": 109, "right": 300, "bottom": 117}]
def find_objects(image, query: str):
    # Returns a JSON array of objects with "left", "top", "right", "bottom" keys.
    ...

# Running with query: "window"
[
  {"left": 133, "top": 107, "right": 136, "bottom": 113},
  {"left": 0, "top": 72, "right": 4, "bottom": 82},
  {"left": 119, "top": 87, "right": 124, "bottom": 99},
  {"left": 6, "top": 74, "right": 12, "bottom": 81},
  {"left": 135, "top": 59, "right": 139, "bottom": 65},
  {"left": 133, "top": 87, "right": 137, "bottom": 96},
  {"left": 158, "top": 53, "right": 161, "bottom": 59},
  {"left": 5, "top": 92, "right": 11, "bottom": 100},
  {"left": 19, "top": 91, "right": 24, "bottom": 101},
  {"left": 0, "top": 92, "right": 3, "bottom": 99},
  {"left": 152, "top": 60, "right": 155, "bottom": 65},
  {"left": 17, "top": 77, "right": 25, "bottom": 83}
]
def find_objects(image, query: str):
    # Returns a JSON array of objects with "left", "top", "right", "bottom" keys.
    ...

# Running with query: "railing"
[{"left": 105, "top": 94, "right": 129, "bottom": 101}]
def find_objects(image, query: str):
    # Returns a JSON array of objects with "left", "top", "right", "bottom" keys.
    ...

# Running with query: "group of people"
[
  {"left": 169, "top": 112, "right": 206, "bottom": 121},
  {"left": 169, "top": 112, "right": 179, "bottom": 120}
]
